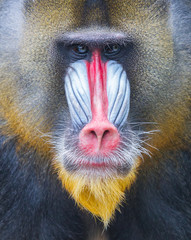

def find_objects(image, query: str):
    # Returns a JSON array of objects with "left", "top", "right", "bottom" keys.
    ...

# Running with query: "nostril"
[
  {"left": 89, "top": 130, "right": 110, "bottom": 140},
  {"left": 90, "top": 130, "right": 97, "bottom": 137},
  {"left": 102, "top": 130, "right": 110, "bottom": 139}
]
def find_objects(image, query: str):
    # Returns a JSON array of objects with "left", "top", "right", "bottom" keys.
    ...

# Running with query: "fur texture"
[{"left": 0, "top": 0, "right": 190, "bottom": 239}]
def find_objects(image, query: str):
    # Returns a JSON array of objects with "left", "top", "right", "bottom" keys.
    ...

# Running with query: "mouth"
[
  {"left": 54, "top": 126, "right": 146, "bottom": 177},
  {"left": 78, "top": 160, "right": 110, "bottom": 168},
  {"left": 61, "top": 152, "right": 133, "bottom": 178}
]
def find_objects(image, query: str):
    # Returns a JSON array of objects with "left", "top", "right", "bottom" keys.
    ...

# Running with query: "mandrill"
[{"left": 0, "top": 0, "right": 190, "bottom": 240}]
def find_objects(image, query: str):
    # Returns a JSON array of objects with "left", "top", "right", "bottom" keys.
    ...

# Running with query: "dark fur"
[
  {"left": 0, "top": 135, "right": 87, "bottom": 240},
  {"left": 109, "top": 150, "right": 191, "bottom": 240}
]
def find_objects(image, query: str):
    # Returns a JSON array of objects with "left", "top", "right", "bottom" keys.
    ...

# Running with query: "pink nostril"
[{"left": 79, "top": 120, "right": 120, "bottom": 155}]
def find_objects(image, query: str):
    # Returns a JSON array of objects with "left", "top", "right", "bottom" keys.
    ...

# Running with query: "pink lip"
[{"left": 78, "top": 160, "right": 109, "bottom": 168}]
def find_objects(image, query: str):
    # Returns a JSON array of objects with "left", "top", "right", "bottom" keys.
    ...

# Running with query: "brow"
[{"left": 57, "top": 30, "right": 133, "bottom": 46}]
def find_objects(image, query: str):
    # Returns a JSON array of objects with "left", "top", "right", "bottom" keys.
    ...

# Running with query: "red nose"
[
  {"left": 78, "top": 50, "right": 120, "bottom": 156},
  {"left": 79, "top": 119, "right": 120, "bottom": 155}
]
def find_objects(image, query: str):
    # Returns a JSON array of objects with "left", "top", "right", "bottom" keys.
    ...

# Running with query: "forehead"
[{"left": 25, "top": 0, "right": 168, "bottom": 31}]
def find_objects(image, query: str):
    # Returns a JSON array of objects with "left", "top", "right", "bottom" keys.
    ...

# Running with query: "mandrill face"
[
  {"left": 56, "top": 45, "right": 142, "bottom": 177},
  {"left": 52, "top": 32, "right": 162, "bottom": 225},
  {"left": 13, "top": 0, "right": 179, "bottom": 226},
  {"left": 0, "top": 0, "right": 190, "bottom": 239}
]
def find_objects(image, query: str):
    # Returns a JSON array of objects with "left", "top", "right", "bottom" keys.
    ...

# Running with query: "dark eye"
[
  {"left": 72, "top": 44, "right": 89, "bottom": 55},
  {"left": 104, "top": 44, "right": 121, "bottom": 56}
]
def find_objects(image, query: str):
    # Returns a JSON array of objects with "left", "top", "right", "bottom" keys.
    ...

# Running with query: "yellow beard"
[{"left": 55, "top": 163, "right": 137, "bottom": 227}]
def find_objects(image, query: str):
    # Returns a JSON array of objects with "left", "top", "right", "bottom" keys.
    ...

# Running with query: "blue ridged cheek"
[
  {"left": 107, "top": 61, "right": 130, "bottom": 128},
  {"left": 64, "top": 61, "right": 92, "bottom": 129},
  {"left": 64, "top": 60, "right": 130, "bottom": 130}
]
